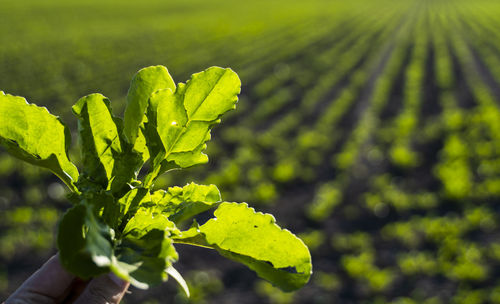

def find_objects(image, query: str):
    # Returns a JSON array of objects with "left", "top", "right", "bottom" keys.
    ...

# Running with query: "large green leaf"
[
  {"left": 174, "top": 202, "right": 312, "bottom": 291},
  {"left": 0, "top": 91, "right": 78, "bottom": 191},
  {"left": 143, "top": 67, "right": 241, "bottom": 185},
  {"left": 73, "top": 93, "right": 142, "bottom": 193},
  {"left": 123, "top": 66, "right": 176, "bottom": 145}
]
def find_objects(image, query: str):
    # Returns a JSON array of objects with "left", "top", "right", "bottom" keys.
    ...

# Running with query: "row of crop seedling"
[
  {"left": 280, "top": 1, "right": 500, "bottom": 302},
  {"left": 457, "top": 5, "right": 500, "bottom": 88},
  {"left": 385, "top": 15, "right": 428, "bottom": 169},
  {"left": 303, "top": 2, "right": 500, "bottom": 298},
  {"left": 246, "top": 13, "right": 386, "bottom": 125},
  {"left": 161, "top": 6, "right": 405, "bottom": 206},
  {"left": 235, "top": 7, "right": 400, "bottom": 131},
  {"left": 306, "top": 10, "right": 417, "bottom": 221},
  {"left": 0, "top": 2, "right": 328, "bottom": 122},
  {"left": 434, "top": 9, "right": 500, "bottom": 201}
]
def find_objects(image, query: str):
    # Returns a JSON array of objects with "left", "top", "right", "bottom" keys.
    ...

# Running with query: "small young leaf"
[
  {"left": 122, "top": 207, "right": 179, "bottom": 238},
  {"left": 124, "top": 66, "right": 176, "bottom": 145},
  {"left": 163, "top": 139, "right": 210, "bottom": 170},
  {"left": 167, "top": 183, "right": 221, "bottom": 223},
  {"left": 113, "top": 229, "right": 178, "bottom": 289},
  {"left": 0, "top": 92, "right": 78, "bottom": 191},
  {"left": 139, "top": 183, "right": 221, "bottom": 223},
  {"left": 114, "top": 187, "right": 150, "bottom": 231},
  {"left": 182, "top": 182, "right": 221, "bottom": 203}
]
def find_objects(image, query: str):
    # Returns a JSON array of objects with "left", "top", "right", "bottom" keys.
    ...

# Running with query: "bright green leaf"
[
  {"left": 0, "top": 92, "right": 79, "bottom": 191},
  {"left": 113, "top": 187, "right": 150, "bottom": 231},
  {"left": 73, "top": 94, "right": 122, "bottom": 187},
  {"left": 143, "top": 67, "right": 240, "bottom": 185},
  {"left": 183, "top": 67, "right": 241, "bottom": 121},
  {"left": 124, "top": 66, "right": 176, "bottom": 145},
  {"left": 134, "top": 126, "right": 151, "bottom": 163},
  {"left": 175, "top": 202, "right": 312, "bottom": 291},
  {"left": 73, "top": 93, "right": 142, "bottom": 193},
  {"left": 143, "top": 183, "right": 221, "bottom": 223},
  {"left": 163, "top": 140, "right": 210, "bottom": 169},
  {"left": 122, "top": 207, "right": 179, "bottom": 238}
]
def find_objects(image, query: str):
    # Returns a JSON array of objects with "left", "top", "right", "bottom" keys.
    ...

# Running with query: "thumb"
[{"left": 74, "top": 273, "right": 130, "bottom": 304}]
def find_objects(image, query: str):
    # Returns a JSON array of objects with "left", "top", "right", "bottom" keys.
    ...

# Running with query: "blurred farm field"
[{"left": 2, "top": 0, "right": 500, "bottom": 303}]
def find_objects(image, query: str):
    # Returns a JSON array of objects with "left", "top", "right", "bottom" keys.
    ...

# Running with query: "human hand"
[{"left": 3, "top": 254, "right": 130, "bottom": 304}]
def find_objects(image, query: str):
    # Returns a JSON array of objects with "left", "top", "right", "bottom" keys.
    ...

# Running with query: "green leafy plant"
[{"left": 0, "top": 66, "right": 312, "bottom": 295}]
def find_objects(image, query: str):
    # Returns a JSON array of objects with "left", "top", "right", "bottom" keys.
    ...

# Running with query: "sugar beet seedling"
[{"left": 0, "top": 66, "right": 312, "bottom": 295}]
